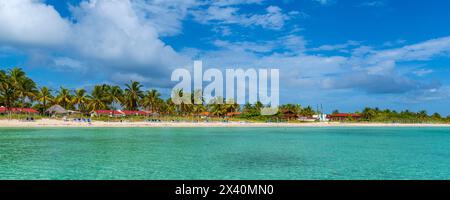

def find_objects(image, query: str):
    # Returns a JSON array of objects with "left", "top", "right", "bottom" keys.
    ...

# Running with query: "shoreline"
[{"left": 0, "top": 119, "right": 449, "bottom": 128}]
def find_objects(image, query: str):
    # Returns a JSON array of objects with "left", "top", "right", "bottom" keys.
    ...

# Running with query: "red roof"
[
  {"left": 121, "top": 110, "right": 148, "bottom": 116},
  {"left": 200, "top": 112, "right": 210, "bottom": 116},
  {"left": 327, "top": 113, "right": 362, "bottom": 118},
  {"left": 93, "top": 110, "right": 149, "bottom": 116},
  {"left": 0, "top": 107, "right": 39, "bottom": 114},
  {"left": 226, "top": 112, "right": 242, "bottom": 116},
  {"left": 94, "top": 110, "right": 123, "bottom": 115}
]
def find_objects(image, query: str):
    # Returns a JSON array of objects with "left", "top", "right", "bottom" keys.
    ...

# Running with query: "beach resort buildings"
[
  {"left": 91, "top": 110, "right": 150, "bottom": 117},
  {"left": 0, "top": 106, "right": 39, "bottom": 115},
  {"left": 327, "top": 113, "right": 362, "bottom": 121}
]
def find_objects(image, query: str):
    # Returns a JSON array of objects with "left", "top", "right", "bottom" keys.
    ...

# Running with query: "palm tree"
[
  {"left": 0, "top": 70, "right": 16, "bottom": 110},
  {"left": 154, "top": 98, "right": 165, "bottom": 114},
  {"left": 280, "top": 104, "right": 301, "bottom": 114},
  {"left": 171, "top": 89, "right": 192, "bottom": 115},
  {"left": 193, "top": 89, "right": 203, "bottom": 105},
  {"left": 208, "top": 97, "right": 227, "bottom": 117},
  {"left": 8, "top": 67, "right": 26, "bottom": 87},
  {"left": 417, "top": 110, "right": 428, "bottom": 119},
  {"left": 242, "top": 102, "right": 254, "bottom": 114},
  {"left": 123, "top": 81, "right": 143, "bottom": 110},
  {"left": 16, "top": 77, "right": 37, "bottom": 108},
  {"left": 190, "top": 90, "right": 205, "bottom": 118},
  {"left": 36, "top": 87, "right": 54, "bottom": 112},
  {"left": 163, "top": 98, "right": 176, "bottom": 116},
  {"left": 193, "top": 104, "right": 206, "bottom": 117},
  {"left": 141, "top": 89, "right": 161, "bottom": 112},
  {"left": 254, "top": 101, "right": 264, "bottom": 114},
  {"left": 225, "top": 98, "right": 239, "bottom": 113},
  {"left": 87, "top": 85, "right": 108, "bottom": 112},
  {"left": 181, "top": 92, "right": 194, "bottom": 115},
  {"left": 55, "top": 87, "right": 73, "bottom": 109},
  {"left": 3, "top": 67, "right": 37, "bottom": 108},
  {"left": 107, "top": 85, "right": 123, "bottom": 110},
  {"left": 300, "top": 106, "right": 316, "bottom": 117},
  {"left": 362, "top": 107, "right": 377, "bottom": 121},
  {"left": 72, "top": 89, "right": 89, "bottom": 112},
  {"left": 0, "top": 70, "right": 5, "bottom": 102}
]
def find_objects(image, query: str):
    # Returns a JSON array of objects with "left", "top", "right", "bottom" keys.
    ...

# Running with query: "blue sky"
[{"left": 1, "top": 0, "right": 450, "bottom": 115}]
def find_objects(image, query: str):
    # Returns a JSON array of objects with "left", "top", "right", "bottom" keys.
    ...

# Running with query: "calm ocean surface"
[{"left": 1, "top": 127, "right": 450, "bottom": 180}]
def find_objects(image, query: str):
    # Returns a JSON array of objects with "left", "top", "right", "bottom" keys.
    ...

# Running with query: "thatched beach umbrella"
[{"left": 45, "top": 105, "right": 68, "bottom": 115}]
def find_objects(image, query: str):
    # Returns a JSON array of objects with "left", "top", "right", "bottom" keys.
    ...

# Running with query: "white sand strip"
[{"left": 0, "top": 119, "right": 449, "bottom": 128}]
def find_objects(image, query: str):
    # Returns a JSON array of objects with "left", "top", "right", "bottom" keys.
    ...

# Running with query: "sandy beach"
[{"left": 0, "top": 119, "right": 449, "bottom": 128}]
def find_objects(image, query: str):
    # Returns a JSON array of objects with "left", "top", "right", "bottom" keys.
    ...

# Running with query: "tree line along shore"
[{"left": 1, "top": 67, "right": 450, "bottom": 124}]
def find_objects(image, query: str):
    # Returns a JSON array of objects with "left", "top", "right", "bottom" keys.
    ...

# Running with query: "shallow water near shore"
[{"left": 1, "top": 127, "right": 450, "bottom": 180}]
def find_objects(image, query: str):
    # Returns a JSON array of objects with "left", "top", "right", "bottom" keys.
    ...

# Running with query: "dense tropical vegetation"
[
  {"left": 360, "top": 107, "right": 450, "bottom": 123},
  {"left": 1, "top": 67, "right": 449, "bottom": 123}
]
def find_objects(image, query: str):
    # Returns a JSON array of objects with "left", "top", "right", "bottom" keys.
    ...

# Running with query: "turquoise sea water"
[{"left": 1, "top": 127, "right": 450, "bottom": 180}]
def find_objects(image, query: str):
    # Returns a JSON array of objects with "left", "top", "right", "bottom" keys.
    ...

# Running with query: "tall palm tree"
[
  {"left": 87, "top": 85, "right": 108, "bottom": 112},
  {"left": 362, "top": 107, "right": 376, "bottom": 120},
  {"left": 193, "top": 104, "right": 206, "bottom": 117},
  {"left": 141, "top": 89, "right": 161, "bottom": 113},
  {"left": 5, "top": 68, "right": 37, "bottom": 108},
  {"left": 208, "top": 97, "right": 227, "bottom": 117},
  {"left": 190, "top": 90, "right": 205, "bottom": 118},
  {"left": 0, "top": 70, "right": 16, "bottom": 109},
  {"left": 242, "top": 102, "right": 254, "bottom": 114},
  {"left": 181, "top": 91, "right": 193, "bottom": 116},
  {"left": 193, "top": 89, "right": 203, "bottom": 105},
  {"left": 300, "top": 106, "right": 315, "bottom": 117},
  {"left": 225, "top": 98, "right": 239, "bottom": 113},
  {"left": 417, "top": 110, "right": 428, "bottom": 119},
  {"left": 155, "top": 98, "right": 165, "bottom": 114},
  {"left": 280, "top": 104, "right": 301, "bottom": 114},
  {"left": 16, "top": 77, "right": 37, "bottom": 108},
  {"left": 36, "top": 87, "right": 54, "bottom": 112},
  {"left": 72, "top": 89, "right": 89, "bottom": 112},
  {"left": 123, "top": 81, "right": 143, "bottom": 110},
  {"left": 8, "top": 67, "right": 26, "bottom": 87},
  {"left": 254, "top": 101, "right": 264, "bottom": 113},
  {"left": 55, "top": 87, "right": 72, "bottom": 109},
  {"left": 0, "top": 70, "right": 5, "bottom": 103},
  {"left": 107, "top": 85, "right": 123, "bottom": 110},
  {"left": 171, "top": 88, "right": 187, "bottom": 115},
  {"left": 92, "top": 84, "right": 112, "bottom": 108},
  {"left": 163, "top": 98, "right": 176, "bottom": 116}
]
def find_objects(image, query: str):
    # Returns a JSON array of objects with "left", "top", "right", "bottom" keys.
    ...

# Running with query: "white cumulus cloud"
[
  {"left": 0, "top": 0, "right": 190, "bottom": 86},
  {"left": 0, "top": 0, "right": 71, "bottom": 47}
]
